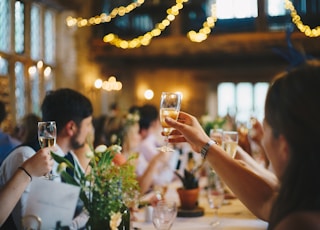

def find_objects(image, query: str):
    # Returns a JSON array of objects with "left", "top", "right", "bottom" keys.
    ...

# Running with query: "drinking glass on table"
[
  {"left": 159, "top": 92, "right": 182, "bottom": 152},
  {"left": 222, "top": 130, "right": 238, "bottom": 158},
  {"left": 207, "top": 170, "right": 225, "bottom": 227},
  {"left": 38, "top": 121, "right": 56, "bottom": 179},
  {"left": 152, "top": 200, "right": 177, "bottom": 230}
]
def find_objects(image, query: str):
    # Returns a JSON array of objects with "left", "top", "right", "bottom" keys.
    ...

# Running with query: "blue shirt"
[{"left": 0, "top": 130, "right": 21, "bottom": 165}]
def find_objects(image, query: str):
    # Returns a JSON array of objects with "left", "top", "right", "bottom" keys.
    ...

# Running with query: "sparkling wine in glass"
[
  {"left": 222, "top": 131, "right": 238, "bottom": 158},
  {"left": 159, "top": 92, "right": 182, "bottom": 152},
  {"left": 38, "top": 121, "right": 56, "bottom": 179}
]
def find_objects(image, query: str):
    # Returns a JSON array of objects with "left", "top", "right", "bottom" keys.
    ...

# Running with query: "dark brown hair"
[{"left": 266, "top": 60, "right": 320, "bottom": 229}]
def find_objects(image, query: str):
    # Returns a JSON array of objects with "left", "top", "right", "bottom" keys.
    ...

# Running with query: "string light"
[
  {"left": 188, "top": 3, "right": 217, "bottom": 43},
  {"left": 102, "top": 0, "right": 188, "bottom": 49},
  {"left": 285, "top": 0, "right": 320, "bottom": 37},
  {"left": 66, "top": 0, "right": 145, "bottom": 27},
  {"left": 66, "top": 0, "right": 319, "bottom": 49}
]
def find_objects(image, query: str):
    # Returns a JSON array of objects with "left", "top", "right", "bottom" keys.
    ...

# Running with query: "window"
[
  {"left": 0, "top": 57, "right": 8, "bottom": 75},
  {"left": 44, "top": 10, "right": 56, "bottom": 64},
  {"left": 217, "top": 82, "right": 269, "bottom": 123},
  {"left": 0, "top": 0, "right": 11, "bottom": 52},
  {"left": 31, "top": 4, "right": 41, "bottom": 60},
  {"left": 268, "top": 0, "right": 287, "bottom": 16},
  {"left": 30, "top": 69, "right": 40, "bottom": 115},
  {"left": 15, "top": 62, "right": 26, "bottom": 120},
  {"left": 1, "top": 0, "right": 57, "bottom": 123},
  {"left": 216, "top": 0, "right": 258, "bottom": 19},
  {"left": 15, "top": 1, "right": 25, "bottom": 54}
]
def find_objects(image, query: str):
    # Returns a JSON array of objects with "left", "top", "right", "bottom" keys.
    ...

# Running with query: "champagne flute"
[
  {"left": 38, "top": 121, "right": 56, "bottom": 179},
  {"left": 222, "top": 131, "right": 238, "bottom": 158},
  {"left": 152, "top": 200, "right": 177, "bottom": 230},
  {"left": 159, "top": 92, "right": 182, "bottom": 152},
  {"left": 207, "top": 170, "right": 225, "bottom": 227}
]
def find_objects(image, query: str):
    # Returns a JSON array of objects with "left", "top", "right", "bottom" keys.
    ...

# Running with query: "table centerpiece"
[{"left": 52, "top": 144, "right": 140, "bottom": 230}]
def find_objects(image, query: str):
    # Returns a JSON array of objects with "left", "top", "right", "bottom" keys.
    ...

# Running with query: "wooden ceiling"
[
  {"left": 36, "top": 0, "right": 85, "bottom": 11},
  {"left": 91, "top": 31, "right": 320, "bottom": 68}
]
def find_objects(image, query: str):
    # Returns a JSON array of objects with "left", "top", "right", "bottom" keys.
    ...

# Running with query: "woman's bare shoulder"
[{"left": 274, "top": 211, "right": 320, "bottom": 230}]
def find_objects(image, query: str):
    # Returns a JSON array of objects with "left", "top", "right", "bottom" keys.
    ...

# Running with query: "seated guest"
[
  {"left": 0, "top": 147, "right": 54, "bottom": 227},
  {"left": 0, "top": 101, "right": 20, "bottom": 166},
  {"left": 0, "top": 88, "right": 93, "bottom": 230}
]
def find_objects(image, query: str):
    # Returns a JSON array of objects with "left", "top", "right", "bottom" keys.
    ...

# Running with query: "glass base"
[{"left": 157, "top": 145, "right": 174, "bottom": 152}]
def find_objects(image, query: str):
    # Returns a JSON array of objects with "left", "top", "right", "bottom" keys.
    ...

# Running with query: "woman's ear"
[{"left": 278, "top": 134, "right": 290, "bottom": 165}]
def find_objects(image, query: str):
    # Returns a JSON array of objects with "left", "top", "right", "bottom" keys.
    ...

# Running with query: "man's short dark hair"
[
  {"left": 41, "top": 88, "right": 93, "bottom": 133},
  {"left": 138, "top": 104, "right": 159, "bottom": 130}
]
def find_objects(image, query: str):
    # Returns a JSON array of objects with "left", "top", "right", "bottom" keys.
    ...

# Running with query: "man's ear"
[{"left": 65, "top": 120, "right": 77, "bottom": 136}]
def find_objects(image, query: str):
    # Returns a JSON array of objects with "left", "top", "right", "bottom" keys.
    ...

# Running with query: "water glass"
[{"left": 152, "top": 200, "right": 177, "bottom": 230}]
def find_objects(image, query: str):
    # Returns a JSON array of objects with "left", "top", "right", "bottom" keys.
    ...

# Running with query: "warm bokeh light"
[
  {"left": 94, "top": 76, "right": 122, "bottom": 91},
  {"left": 144, "top": 89, "right": 154, "bottom": 100},
  {"left": 94, "top": 79, "right": 103, "bottom": 89},
  {"left": 28, "top": 66, "right": 37, "bottom": 76},
  {"left": 44, "top": 66, "right": 52, "bottom": 78},
  {"left": 37, "top": 61, "right": 43, "bottom": 69}
]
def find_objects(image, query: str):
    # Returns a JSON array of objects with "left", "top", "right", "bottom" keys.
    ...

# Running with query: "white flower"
[
  {"left": 109, "top": 144, "right": 122, "bottom": 153},
  {"left": 85, "top": 149, "right": 94, "bottom": 158},
  {"left": 57, "top": 162, "right": 67, "bottom": 173},
  {"left": 109, "top": 212, "right": 122, "bottom": 230},
  {"left": 94, "top": 145, "right": 107, "bottom": 153}
]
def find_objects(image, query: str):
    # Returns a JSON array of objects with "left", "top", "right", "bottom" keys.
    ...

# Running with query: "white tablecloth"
[{"left": 132, "top": 179, "right": 268, "bottom": 230}]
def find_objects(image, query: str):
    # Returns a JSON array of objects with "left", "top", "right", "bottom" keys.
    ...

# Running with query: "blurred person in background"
[
  {"left": 0, "top": 101, "right": 20, "bottom": 166},
  {"left": 14, "top": 113, "right": 42, "bottom": 152}
]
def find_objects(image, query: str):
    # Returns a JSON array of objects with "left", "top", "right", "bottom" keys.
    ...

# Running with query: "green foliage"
[
  {"left": 202, "top": 118, "right": 226, "bottom": 136},
  {"left": 51, "top": 145, "right": 140, "bottom": 227},
  {"left": 174, "top": 169, "right": 199, "bottom": 189}
]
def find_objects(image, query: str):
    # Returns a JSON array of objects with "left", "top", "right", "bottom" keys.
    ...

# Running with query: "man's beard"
[{"left": 71, "top": 132, "right": 85, "bottom": 150}]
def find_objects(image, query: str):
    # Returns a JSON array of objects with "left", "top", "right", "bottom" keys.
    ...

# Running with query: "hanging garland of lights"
[
  {"left": 65, "top": 0, "right": 319, "bottom": 49},
  {"left": 65, "top": 0, "right": 216, "bottom": 48},
  {"left": 65, "top": 0, "right": 145, "bottom": 27},
  {"left": 187, "top": 3, "right": 217, "bottom": 43},
  {"left": 103, "top": 0, "right": 188, "bottom": 49},
  {"left": 285, "top": 0, "right": 320, "bottom": 37}
]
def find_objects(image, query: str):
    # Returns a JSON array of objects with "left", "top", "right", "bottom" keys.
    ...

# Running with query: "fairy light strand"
[
  {"left": 187, "top": 3, "right": 217, "bottom": 43},
  {"left": 66, "top": 0, "right": 145, "bottom": 27},
  {"left": 65, "top": 0, "right": 319, "bottom": 49},
  {"left": 103, "top": 0, "right": 188, "bottom": 49},
  {"left": 285, "top": 0, "right": 320, "bottom": 37}
]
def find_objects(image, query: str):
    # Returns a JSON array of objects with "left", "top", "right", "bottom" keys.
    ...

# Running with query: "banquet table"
[{"left": 132, "top": 180, "right": 268, "bottom": 230}]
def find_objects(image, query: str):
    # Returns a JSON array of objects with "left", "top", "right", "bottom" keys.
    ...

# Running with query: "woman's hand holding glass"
[{"left": 159, "top": 92, "right": 182, "bottom": 152}]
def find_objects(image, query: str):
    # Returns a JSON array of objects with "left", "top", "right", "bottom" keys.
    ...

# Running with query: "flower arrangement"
[
  {"left": 200, "top": 114, "right": 226, "bottom": 136},
  {"left": 109, "top": 111, "right": 140, "bottom": 146},
  {"left": 52, "top": 144, "right": 140, "bottom": 230}
]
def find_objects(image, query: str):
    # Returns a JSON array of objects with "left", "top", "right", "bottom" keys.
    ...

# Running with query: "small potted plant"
[{"left": 175, "top": 168, "right": 200, "bottom": 210}]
